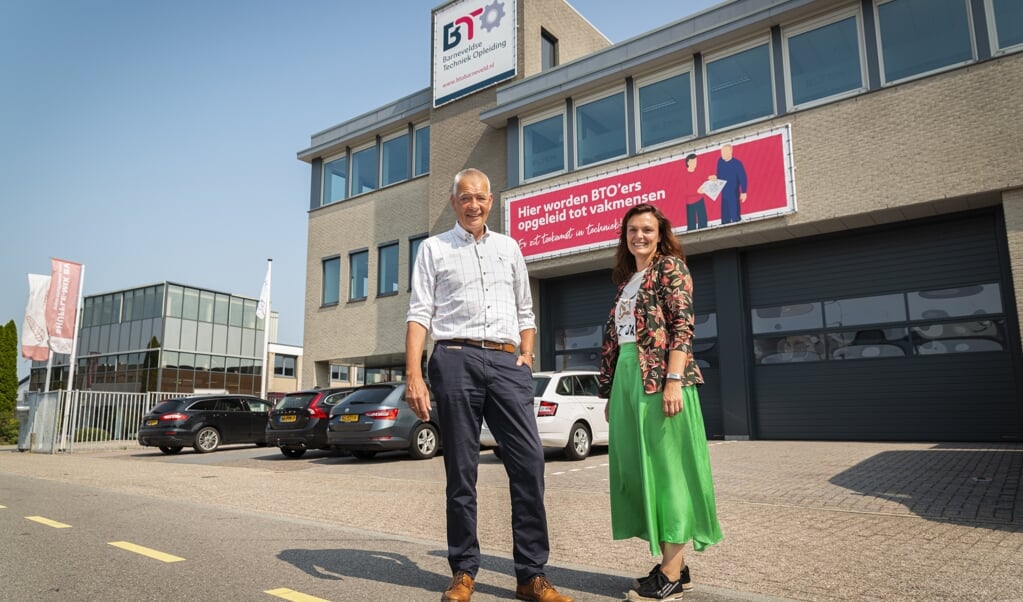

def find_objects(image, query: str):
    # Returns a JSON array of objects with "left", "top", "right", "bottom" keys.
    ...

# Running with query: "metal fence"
[{"left": 21, "top": 390, "right": 189, "bottom": 453}]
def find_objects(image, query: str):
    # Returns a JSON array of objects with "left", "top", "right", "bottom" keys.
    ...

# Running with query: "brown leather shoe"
[
  {"left": 442, "top": 571, "right": 474, "bottom": 602},
  {"left": 515, "top": 575, "right": 574, "bottom": 602}
]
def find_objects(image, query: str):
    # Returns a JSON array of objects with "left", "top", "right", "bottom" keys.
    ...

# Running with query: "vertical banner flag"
[
  {"left": 22, "top": 273, "right": 52, "bottom": 361},
  {"left": 256, "top": 261, "right": 271, "bottom": 320},
  {"left": 45, "top": 258, "right": 83, "bottom": 354}
]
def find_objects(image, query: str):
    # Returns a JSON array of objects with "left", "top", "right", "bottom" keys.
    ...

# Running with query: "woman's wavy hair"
[{"left": 611, "top": 203, "right": 685, "bottom": 284}]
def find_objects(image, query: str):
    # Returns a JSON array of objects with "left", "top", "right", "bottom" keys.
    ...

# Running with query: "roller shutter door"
[{"left": 745, "top": 212, "right": 1020, "bottom": 441}]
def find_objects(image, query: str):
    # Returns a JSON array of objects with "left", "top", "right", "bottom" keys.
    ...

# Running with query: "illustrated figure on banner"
[
  {"left": 716, "top": 144, "right": 748, "bottom": 225},
  {"left": 680, "top": 153, "right": 719, "bottom": 231}
]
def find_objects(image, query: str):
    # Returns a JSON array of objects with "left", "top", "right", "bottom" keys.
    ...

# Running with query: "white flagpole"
[
  {"left": 65, "top": 264, "right": 85, "bottom": 391},
  {"left": 259, "top": 259, "right": 272, "bottom": 399}
]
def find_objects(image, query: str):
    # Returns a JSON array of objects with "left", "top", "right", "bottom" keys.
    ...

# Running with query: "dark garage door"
[{"left": 745, "top": 211, "right": 1021, "bottom": 441}]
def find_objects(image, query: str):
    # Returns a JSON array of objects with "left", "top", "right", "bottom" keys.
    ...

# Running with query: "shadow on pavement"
[
  {"left": 278, "top": 547, "right": 633, "bottom": 600},
  {"left": 829, "top": 443, "right": 1023, "bottom": 528}
]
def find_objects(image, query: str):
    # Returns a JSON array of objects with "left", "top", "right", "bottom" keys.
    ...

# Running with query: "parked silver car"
[{"left": 326, "top": 382, "right": 440, "bottom": 460}]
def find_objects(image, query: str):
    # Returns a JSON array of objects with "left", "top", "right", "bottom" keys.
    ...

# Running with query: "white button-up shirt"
[{"left": 407, "top": 223, "right": 535, "bottom": 346}]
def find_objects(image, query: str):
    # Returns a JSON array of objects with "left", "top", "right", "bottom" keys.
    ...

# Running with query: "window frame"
[
  {"left": 874, "top": 0, "right": 976, "bottom": 86},
  {"left": 985, "top": 0, "right": 1023, "bottom": 55},
  {"left": 781, "top": 6, "right": 867, "bottom": 111},
  {"left": 377, "top": 241, "right": 400, "bottom": 297},
  {"left": 541, "top": 28, "right": 559, "bottom": 70},
  {"left": 349, "top": 141, "right": 379, "bottom": 197},
  {"left": 321, "top": 151, "right": 349, "bottom": 207},
  {"left": 349, "top": 249, "right": 369, "bottom": 302},
  {"left": 413, "top": 123, "right": 430, "bottom": 177},
  {"left": 380, "top": 129, "right": 411, "bottom": 188},
  {"left": 573, "top": 86, "right": 629, "bottom": 169},
  {"left": 321, "top": 255, "right": 341, "bottom": 307},
  {"left": 408, "top": 233, "right": 428, "bottom": 290},
  {"left": 633, "top": 64, "right": 697, "bottom": 152},
  {"left": 703, "top": 35, "right": 776, "bottom": 133},
  {"left": 519, "top": 107, "right": 568, "bottom": 183}
]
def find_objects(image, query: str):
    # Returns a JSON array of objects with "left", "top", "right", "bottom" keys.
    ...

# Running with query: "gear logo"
[{"left": 480, "top": 0, "right": 506, "bottom": 33}]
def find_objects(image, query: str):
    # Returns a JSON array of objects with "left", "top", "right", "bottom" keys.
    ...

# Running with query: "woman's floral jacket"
[{"left": 597, "top": 255, "right": 703, "bottom": 398}]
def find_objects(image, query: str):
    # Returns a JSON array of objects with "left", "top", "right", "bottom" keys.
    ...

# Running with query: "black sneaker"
[
  {"left": 627, "top": 569, "right": 684, "bottom": 601},
  {"left": 634, "top": 564, "right": 692, "bottom": 591}
]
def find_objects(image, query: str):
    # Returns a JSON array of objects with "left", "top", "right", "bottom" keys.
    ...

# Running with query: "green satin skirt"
[{"left": 608, "top": 343, "right": 723, "bottom": 555}]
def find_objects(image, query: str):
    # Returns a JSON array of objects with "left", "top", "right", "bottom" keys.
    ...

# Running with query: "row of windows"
[
  {"left": 80, "top": 317, "right": 265, "bottom": 359},
  {"left": 166, "top": 285, "right": 264, "bottom": 329},
  {"left": 519, "top": 0, "right": 1023, "bottom": 182},
  {"left": 321, "top": 124, "right": 430, "bottom": 206},
  {"left": 750, "top": 283, "right": 1006, "bottom": 364},
  {"left": 82, "top": 284, "right": 264, "bottom": 331},
  {"left": 322, "top": 235, "right": 426, "bottom": 305},
  {"left": 544, "top": 282, "right": 1003, "bottom": 369},
  {"left": 83, "top": 285, "right": 164, "bottom": 327}
]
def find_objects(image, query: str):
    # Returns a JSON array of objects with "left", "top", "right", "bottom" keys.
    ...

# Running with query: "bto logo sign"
[
  {"left": 433, "top": 0, "right": 516, "bottom": 107},
  {"left": 441, "top": 1, "right": 506, "bottom": 50}
]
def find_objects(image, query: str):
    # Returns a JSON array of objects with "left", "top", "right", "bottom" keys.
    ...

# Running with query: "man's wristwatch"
[
  {"left": 522, "top": 351, "right": 535, "bottom": 360},
  {"left": 666, "top": 372, "right": 683, "bottom": 382}
]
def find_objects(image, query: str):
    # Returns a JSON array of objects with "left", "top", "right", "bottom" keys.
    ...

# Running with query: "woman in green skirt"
[{"left": 597, "top": 203, "right": 722, "bottom": 601}]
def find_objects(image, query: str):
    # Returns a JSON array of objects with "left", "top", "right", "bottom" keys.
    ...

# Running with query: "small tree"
[{"left": 0, "top": 320, "right": 19, "bottom": 443}]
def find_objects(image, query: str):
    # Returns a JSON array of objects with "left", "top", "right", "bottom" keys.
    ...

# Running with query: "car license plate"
[
  {"left": 281, "top": 415, "right": 297, "bottom": 423},
  {"left": 341, "top": 414, "right": 359, "bottom": 423},
  {"left": 145, "top": 419, "right": 158, "bottom": 426}
]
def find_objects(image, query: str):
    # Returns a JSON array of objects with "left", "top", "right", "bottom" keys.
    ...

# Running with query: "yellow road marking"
[
  {"left": 265, "top": 588, "right": 332, "bottom": 602},
  {"left": 25, "top": 516, "right": 72, "bottom": 528},
  {"left": 0, "top": 504, "right": 6, "bottom": 509},
  {"left": 108, "top": 541, "right": 185, "bottom": 563}
]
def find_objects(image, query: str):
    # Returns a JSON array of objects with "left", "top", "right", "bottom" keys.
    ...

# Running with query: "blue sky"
[{"left": 1, "top": 0, "right": 720, "bottom": 378}]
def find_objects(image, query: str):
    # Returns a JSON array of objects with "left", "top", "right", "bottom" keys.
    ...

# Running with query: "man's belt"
[{"left": 445, "top": 338, "right": 517, "bottom": 354}]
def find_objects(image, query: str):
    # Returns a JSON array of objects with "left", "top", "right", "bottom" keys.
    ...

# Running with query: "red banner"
[
  {"left": 505, "top": 126, "right": 795, "bottom": 260},
  {"left": 46, "top": 257, "right": 83, "bottom": 355}
]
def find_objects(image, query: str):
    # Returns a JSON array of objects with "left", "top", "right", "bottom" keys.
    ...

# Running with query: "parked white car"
[{"left": 481, "top": 370, "right": 608, "bottom": 460}]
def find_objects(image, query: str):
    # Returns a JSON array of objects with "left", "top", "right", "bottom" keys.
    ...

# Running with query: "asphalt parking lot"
[{"left": 4, "top": 439, "right": 1023, "bottom": 601}]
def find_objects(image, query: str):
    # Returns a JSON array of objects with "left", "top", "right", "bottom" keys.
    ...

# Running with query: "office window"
[
  {"left": 166, "top": 285, "right": 183, "bottom": 319},
  {"left": 988, "top": 0, "right": 1023, "bottom": 53},
  {"left": 575, "top": 91, "right": 627, "bottom": 167},
  {"left": 214, "top": 293, "right": 229, "bottom": 325},
  {"left": 381, "top": 131, "right": 410, "bottom": 187},
  {"left": 274, "top": 354, "right": 296, "bottom": 377},
  {"left": 198, "top": 291, "right": 215, "bottom": 322},
  {"left": 323, "top": 154, "right": 348, "bottom": 205},
  {"left": 414, "top": 124, "right": 430, "bottom": 176},
  {"left": 350, "top": 250, "right": 369, "bottom": 301},
  {"left": 541, "top": 29, "right": 558, "bottom": 70},
  {"left": 330, "top": 364, "right": 349, "bottom": 381},
  {"left": 785, "top": 12, "right": 864, "bottom": 107},
  {"left": 182, "top": 288, "right": 199, "bottom": 321},
  {"left": 877, "top": 0, "right": 972, "bottom": 84},
  {"left": 322, "top": 256, "right": 340, "bottom": 306},
  {"left": 522, "top": 112, "right": 565, "bottom": 180},
  {"left": 706, "top": 41, "right": 774, "bottom": 131},
  {"left": 377, "top": 243, "right": 399, "bottom": 296},
  {"left": 229, "top": 296, "right": 243, "bottom": 327},
  {"left": 409, "top": 235, "right": 426, "bottom": 288},
  {"left": 350, "top": 144, "right": 378, "bottom": 195},
  {"left": 637, "top": 70, "right": 694, "bottom": 149}
]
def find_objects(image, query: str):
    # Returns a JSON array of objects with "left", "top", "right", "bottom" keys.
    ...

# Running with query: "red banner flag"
[
  {"left": 21, "top": 273, "right": 52, "bottom": 361},
  {"left": 45, "top": 258, "right": 83, "bottom": 355}
]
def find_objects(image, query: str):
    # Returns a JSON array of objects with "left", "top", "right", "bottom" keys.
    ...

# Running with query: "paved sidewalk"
[{"left": 3, "top": 440, "right": 1022, "bottom": 601}]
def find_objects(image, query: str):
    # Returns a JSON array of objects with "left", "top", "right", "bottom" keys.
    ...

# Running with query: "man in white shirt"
[{"left": 406, "top": 168, "right": 572, "bottom": 602}]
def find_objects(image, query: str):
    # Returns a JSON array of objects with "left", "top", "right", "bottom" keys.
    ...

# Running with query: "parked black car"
[
  {"left": 266, "top": 387, "right": 355, "bottom": 458},
  {"left": 327, "top": 382, "right": 440, "bottom": 460},
  {"left": 138, "top": 395, "right": 271, "bottom": 454}
]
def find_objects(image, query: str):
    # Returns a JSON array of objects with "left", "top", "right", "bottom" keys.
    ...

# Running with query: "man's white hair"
[{"left": 451, "top": 168, "right": 491, "bottom": 197}]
